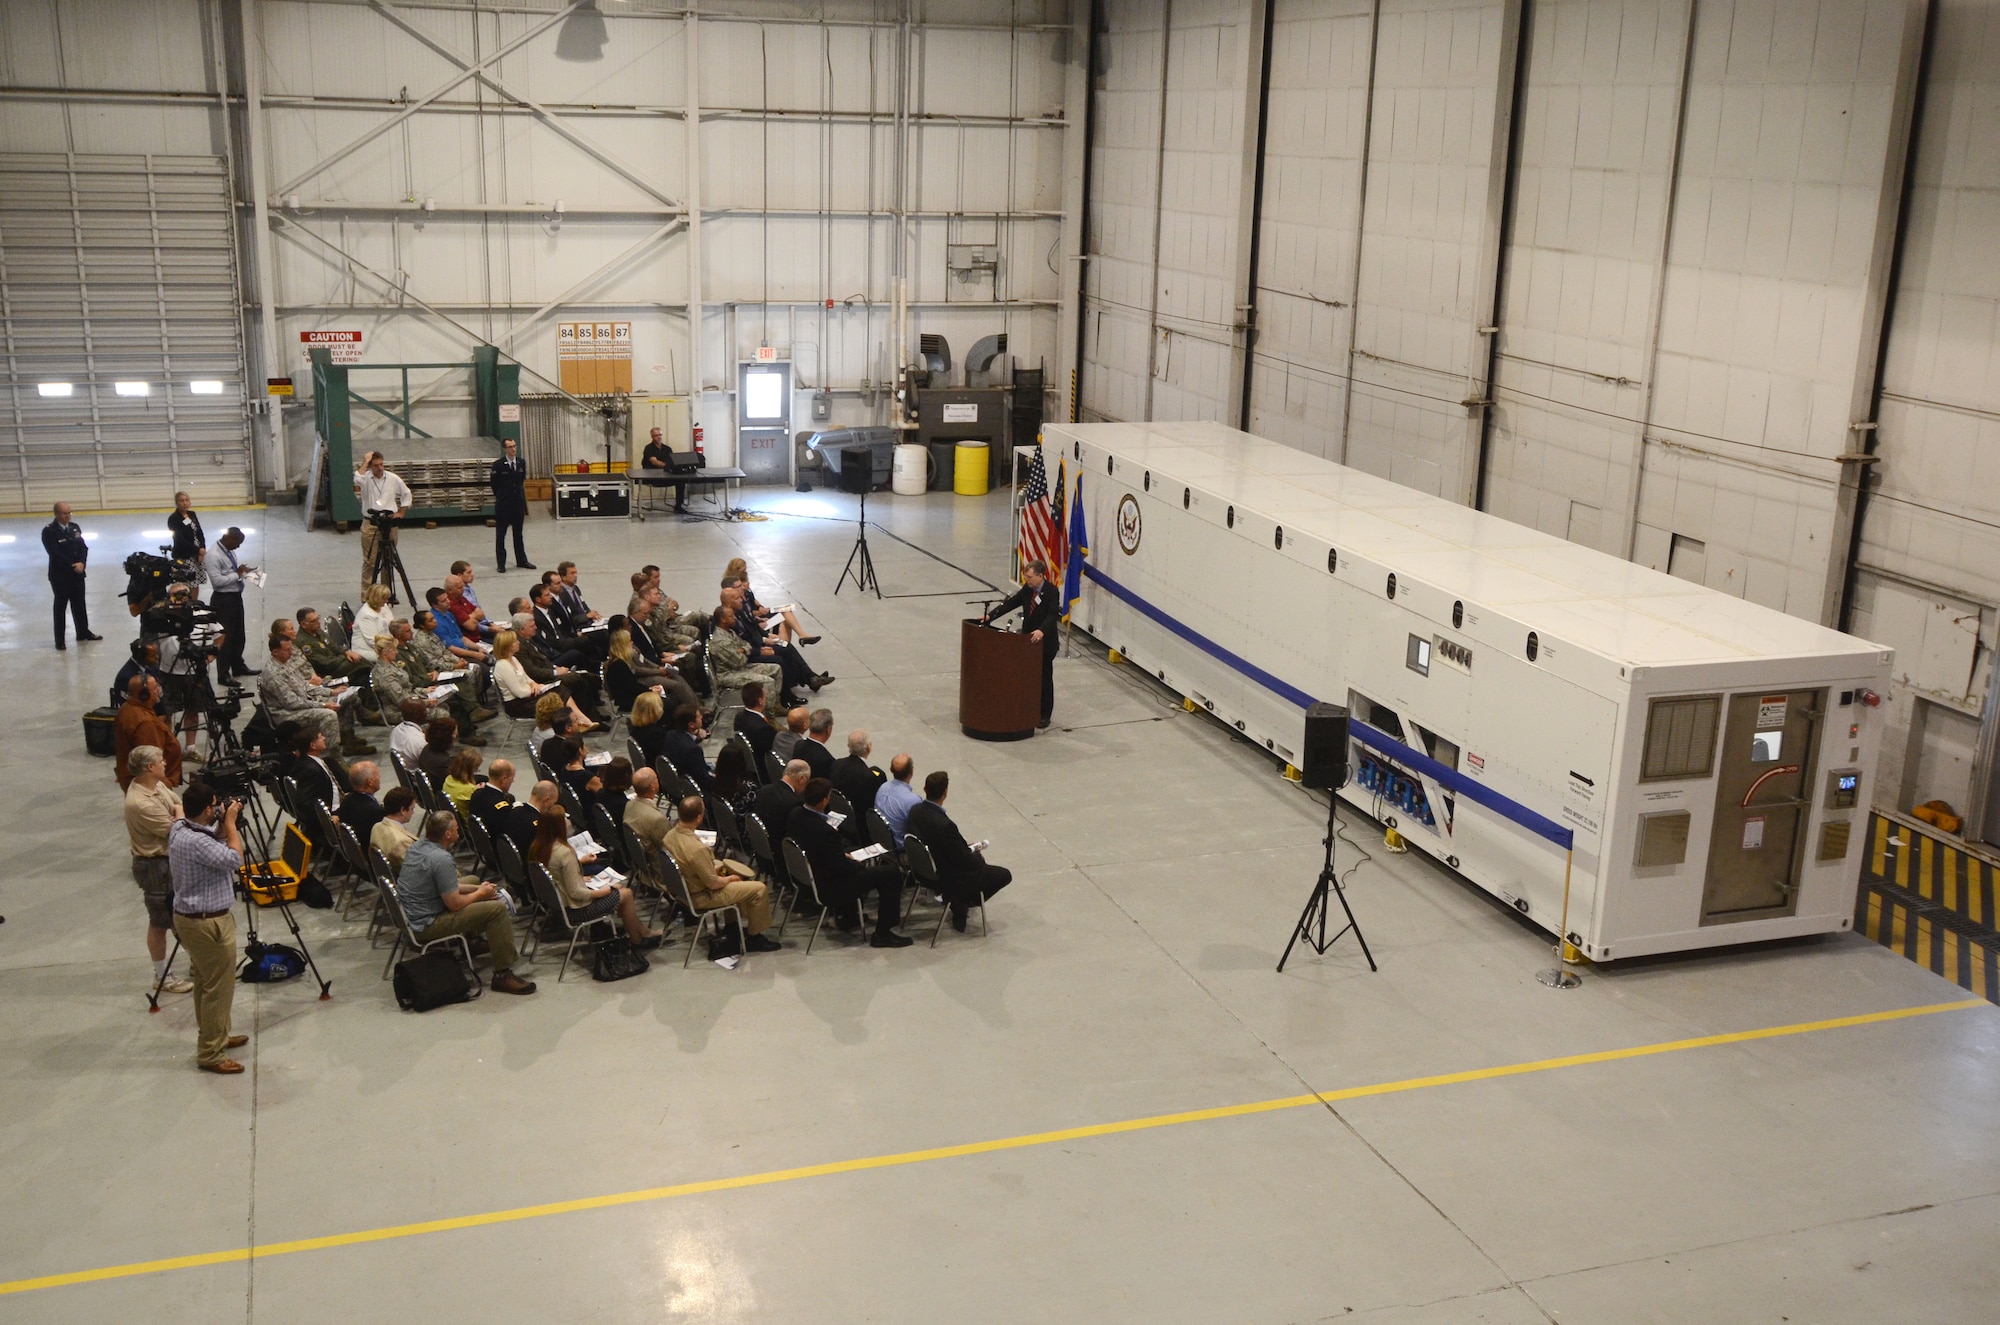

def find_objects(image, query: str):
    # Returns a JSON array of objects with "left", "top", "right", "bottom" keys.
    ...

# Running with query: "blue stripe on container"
[{"left": 1081, "top": 560, "right": 1574, "bottom": 851}]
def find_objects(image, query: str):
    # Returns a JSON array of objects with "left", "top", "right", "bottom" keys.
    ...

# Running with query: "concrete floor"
[{"left": 0, "top": 487, "right": 1996, "bottom": 1323}]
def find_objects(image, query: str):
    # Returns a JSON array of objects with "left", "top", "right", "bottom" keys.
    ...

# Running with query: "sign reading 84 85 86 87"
[{"left": 1116, "top": 494, "right": 1142, "bottom": 555}]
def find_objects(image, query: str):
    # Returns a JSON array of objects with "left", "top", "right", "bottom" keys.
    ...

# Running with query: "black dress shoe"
[
  {"left": 950, "top": 906, "right": 968, "bottom": 933},
  {"left": 814, "top": 673, "right": 835, "bottom": 686},
  {"left": 232, "top": 666, "right": 261, "bottom": 677},
  {"left": 870, "top": 931, "right": 914, "bottom": 949},
  {"left": 54, "top": 641, "right": 66, "bottom": 651},
  {"left": 77, "top": 632, "right": 104, "bottom": 642},
  {"left": 800, "top": 635, "right": 822, "bottom": 645},
  {"left": 745, "top": 933, "right": 783, "bottom": 952},
  {"left": 517, "top": 561, "right": 538, "bottom": 570}
]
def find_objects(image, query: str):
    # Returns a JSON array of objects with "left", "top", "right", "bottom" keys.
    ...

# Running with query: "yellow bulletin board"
[{"left": 558, "top": 320, "right": 633, "bottom": 395}]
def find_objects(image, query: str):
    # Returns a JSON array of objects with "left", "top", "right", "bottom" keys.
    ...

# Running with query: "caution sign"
[
  {"left": 300, "top": 330, "right": 364, "bottom": 364},
  {"left": 266, "top": 377, "right": 294, "bottom": 397},
  {"left": 1756, "top": 696, "right": 1788, "bottom": 730}
]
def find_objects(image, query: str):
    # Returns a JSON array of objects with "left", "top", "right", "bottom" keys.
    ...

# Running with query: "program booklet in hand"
[{"left": 846, "top": 843, "right": 889, "bottom": 862}]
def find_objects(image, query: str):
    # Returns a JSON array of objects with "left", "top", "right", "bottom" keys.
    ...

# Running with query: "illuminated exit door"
[
  {"left": 737, "top": 359, "right": 791, "bottom": 485},
  {"left": 1701, "top": 689, "right": 1824, "bottom": 923}
]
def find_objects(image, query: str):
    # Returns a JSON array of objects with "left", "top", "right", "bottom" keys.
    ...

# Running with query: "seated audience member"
[
  {"left": 372, "top": 634, "right": 483, "bottom": 744},
  {"left": 552, "top": 736, "right": 627, "bottom": 820},
  {"left": 637, "top": 564, "right": 708, "bottom": 646},
  {"left": 261, "top": 633, "right": 374, "bottom": 756},
  {"left": 337, "top": 761, "right": 387, "bottom": 845},
  {"left": 124, "top": 744, "right": 193, "bottom": 995},
  {"left": 724, "top": 556, "right": 819, "bottom": 645},
  {"left": 531, "top": 581, "right": 605, "bottom": 664},
  {"left": 447, "top": 561, "right": 493, "bottom": 621},
  {"left": 442, "top": 747, "right": 483, "bottom": 815},
  {"left": 874, "top": 754, "right": 922, "bottom": 848},
  {"left": 507, "top": 779, "right": 561, "bottom": 855},
  {"left": 608, "top": 627, "right": 700, "bottom": 714},
  {"left": 753, "top": 760, "right": 812, "bottom": 902},
  {"left": 422, "top": 590, "right": 488, "bottom": 664},
  {"left": 663, "top": 795, "right": 780, "bottom": 951},
  {"left": 712, "top": 741, "right": 758, "bottom": 821},
  {"left": 628, "top": 691, "right": 671, "bottom": 768},
  {"left": 468, "top": 758, "right": 519, "bottom": 848},
  {"left": 707, "top": 604, "right": 788, "bottom": 706},
  {"left": 771, "top": 707, "right": 809, "bottom": 764},
  {"left": 623, "top": 767, "right": 671, "bottom": 847},
  {"left": 786, "top": 777, "right": 908, "bottom": 946},
  {"left": 905, "top": 770, "right": 1013, "bottom": 932},
  {"left": 796, "top": 708, "right": 836, "bottom": 780},
  {"left": 415, "top": 716, "right": 463, "bottom": 791},
  {"left": 441, "top": 573, "right": 489, "bottom": 640},
  {"left": 388, "top": 698, "right": 430, "bottom": 770},
  {"left": 721, "top": 578, "right": 826, "bottom": 696},
  {"left": 732, "top": 681, "right": 776, "bottom": 764},
  {"left": 396, "top": 813, "right": 537, "bottom": 995},
  {"left": 831, "top": 729, "right": 887, "bottom": 822},
  {"left": 553, "top": 561, "right": 602, "bottom": 624},
  {"left": 115, "top": 675, "right": 181, "bottom": 790},
  {"left": 527, "top": 808, "right": 661, "bottom": 948},
  {"left": 351, "top": 583, "right": 395, "bottom": 662},
  {"left": 296, "top": 607, "right": 370, "bottom": 685},
  {"left": 494, "top": 629, "right": 598, "bottom": 732},
  {"left": 598, "top": 755, "right": 635, "bottom": 805},
  {"left": 371, "top": 787, "right": 420, "bottom": 870},
  {"left": 661, "top": 703, "right": 713, "bottom": 795},
  {"left": 527, "top": 692, "right": 568, "bottom": 757},
  {"left": 394, "top": 617, "right": 487, "bottom": 712},
  {"left": 627, "top": 575, "right": 693, "bottom": 653},
  {"left": 288, "top": 724, "right": 350, "bottom": 824},
  {"left": 509, "top": 611, "right": 606, "bottom": 719}
]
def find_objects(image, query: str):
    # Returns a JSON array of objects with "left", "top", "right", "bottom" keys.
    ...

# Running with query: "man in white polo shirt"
[{"left": 354, "top": 449, "right": 412, "bottom": 596}]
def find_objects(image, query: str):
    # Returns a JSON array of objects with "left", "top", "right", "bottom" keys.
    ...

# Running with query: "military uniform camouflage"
[{"left": 708, "top": 626, "right": 781, "bottom": 700}]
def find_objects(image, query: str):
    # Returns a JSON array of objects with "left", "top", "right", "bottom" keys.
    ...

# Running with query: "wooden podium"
[{"left": 959, "top": 619, "right": 1042, "bottom": 741}]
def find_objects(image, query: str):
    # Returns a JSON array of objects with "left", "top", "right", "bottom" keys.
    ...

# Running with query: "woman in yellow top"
[
  {"left": 526, "top": 808, "right": 661, "bottom": 948},
  {"left": 441, "top": 746, "right": 482, "bottom": 816}
]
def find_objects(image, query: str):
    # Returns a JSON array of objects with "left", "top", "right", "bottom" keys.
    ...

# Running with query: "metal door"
[{"left": 1701, "top": 689, "right": 1824, "bottom": 922}]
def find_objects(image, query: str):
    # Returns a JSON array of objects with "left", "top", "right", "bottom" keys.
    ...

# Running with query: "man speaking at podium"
[{"left": 980, "top": 559, "right": 1062, "bottom": 729}]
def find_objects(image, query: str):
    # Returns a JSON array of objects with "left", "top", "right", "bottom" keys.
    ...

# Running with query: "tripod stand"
[
  {"left": 835, "top": 490, "right": 881, "bottom": 598},
  {"left": 1277, "top": 791, "right": 1378, "bottom": 974},
  {"left": 365, "top": 515, "right": 416, "bottom": 607}
]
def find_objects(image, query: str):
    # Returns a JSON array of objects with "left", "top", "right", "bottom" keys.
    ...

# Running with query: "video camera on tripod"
[{"left": 121, "top": 548, "right": 200, "bottom": 615}]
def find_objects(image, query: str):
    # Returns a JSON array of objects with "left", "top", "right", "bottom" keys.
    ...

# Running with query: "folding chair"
[
  {"left": 523, "top": 860, "right": 610, "bottom": 983},
  {"left": 589, "top": 802, "right": 628, "bottom": 871},
  {"left": 498, "top": 694, "right": 539, "bottom": 744},
  {"left": 335, "top": 821, "right": 375, "bottom": 919},
  {"left": 626, "top": 736, "right": 647, "bottom": 770},
  {"left": 657, "top": 847, "right": 745, "bottom": 969},
  {"left": 905, "top": 833, "right": 988, "bottom": 947},
  {"left": 492, "top": 833, "right": 540, "bottom": 938},
  {"left": 743, "top": 812, "right": 794, "bottom": 933},
  {"left": 554, "top": 775, "right": 585, "bottom": 823},
  {"left": 463, "top": 811, "right": 500, "bottom": 876},
  {"left": 706, "top": 650, "right": 741, "bottom": 734},
  {"left": 709, "top": 799, "right": 748, "bottom": 859},
  {"left": 376, "top": 853, "right": 484, "bottom": 995},
  {"left": 620, "top": 821, "right": 671, "bottom": 925},
  {"left": 727, "top": 732, "right": 764, "bottom": 785},
  {"left": 761, "top": 747, "right": 787, "bottom": 784},
  {"left": 389, "top": 750, "right": 420, "bottom": 794},
  {"left": 780, "top": 838, "right": 848, "bottom": 954}
]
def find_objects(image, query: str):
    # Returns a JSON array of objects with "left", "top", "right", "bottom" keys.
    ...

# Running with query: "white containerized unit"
[{"left": 1050, "top": 421, "right": 1894, "bottom": 961}]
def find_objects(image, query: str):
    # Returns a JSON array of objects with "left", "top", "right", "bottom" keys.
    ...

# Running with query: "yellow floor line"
[{"left": 0, "top": 997, "right": 1983, "bottom": 1298}]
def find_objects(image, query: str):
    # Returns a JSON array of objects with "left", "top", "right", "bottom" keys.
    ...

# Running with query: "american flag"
[{"left": 1018, "top": 446, "right": 1064, "bottom": 579}]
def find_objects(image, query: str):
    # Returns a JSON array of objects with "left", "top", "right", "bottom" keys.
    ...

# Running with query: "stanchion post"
[{"left": 1536, "top": 848, "right": 1581, "bottom": 989}]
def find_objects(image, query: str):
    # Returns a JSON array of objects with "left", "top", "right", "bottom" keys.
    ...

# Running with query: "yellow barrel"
[{"left": 953, "top": 441, "right": 991, "bottom": 495}]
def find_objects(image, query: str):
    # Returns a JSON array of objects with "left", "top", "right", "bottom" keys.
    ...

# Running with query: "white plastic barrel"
[{"left": 892, "top": 443, "right": 929, "bottom": 495}]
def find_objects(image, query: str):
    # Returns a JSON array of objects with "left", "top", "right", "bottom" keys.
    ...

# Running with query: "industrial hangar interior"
[{"left": 2, "top": 0, "right": 1998, "bottom": 1320}]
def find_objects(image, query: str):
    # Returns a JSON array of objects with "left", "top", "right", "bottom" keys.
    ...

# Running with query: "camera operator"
[
  {"left": 168, "top": 783, "right": 252, "bottom": 1074},
  {"left": 355, "top": 450, "right": 411, "bottom": 594},
  {"left": 202, "top": 527, "right": 256, "bottom": 677}
]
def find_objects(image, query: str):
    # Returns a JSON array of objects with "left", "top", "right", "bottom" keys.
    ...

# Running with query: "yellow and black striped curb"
[{"left": 1858, "top": 811, "right": 2000, "bottom": 1004}]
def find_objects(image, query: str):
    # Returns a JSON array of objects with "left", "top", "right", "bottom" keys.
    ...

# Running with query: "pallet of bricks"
[
  {"left": 403, "top": 458, "right": 492, "bottom": 513},
  {"left": 1856, "top": 808, "right": 2000, "bottom": 1003}
]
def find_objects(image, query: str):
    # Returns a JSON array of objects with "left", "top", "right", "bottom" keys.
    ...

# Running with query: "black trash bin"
[{"left": 927, "top": 440, "right": 956, "bottom": 491}]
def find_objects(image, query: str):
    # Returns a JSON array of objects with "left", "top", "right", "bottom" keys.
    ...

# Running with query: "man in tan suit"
[{"left": 658, "top": 793, "right": 780, "bottom": 952}]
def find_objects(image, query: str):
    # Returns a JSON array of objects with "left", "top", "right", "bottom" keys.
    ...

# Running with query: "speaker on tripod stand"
[
  {"left": 1279, "top": 702, "right": 1377, "bottom": 973},
  {"left": 835, "top": 446, "right": 881, "bottom": 598}
]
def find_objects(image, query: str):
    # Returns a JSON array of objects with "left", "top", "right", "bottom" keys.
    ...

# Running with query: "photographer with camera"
[
  {"left": 355, "top": 450, "right": 411, "bottom": 594},
  {"left": 168, "top": 782, "right": 251, "bottom": 1074},
  {"left": 202, "top": 527, "right": 256, "bottom": 677}
]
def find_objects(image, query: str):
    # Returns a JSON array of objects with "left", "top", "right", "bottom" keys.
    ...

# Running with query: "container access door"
[{"left": 1701, "top": 689, "right": 1824, "bottom": 922}]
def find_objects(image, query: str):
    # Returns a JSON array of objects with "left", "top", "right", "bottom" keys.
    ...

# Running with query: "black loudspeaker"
[
  {"left": 838, "top": 447, "right": 873, "bottom": 495},
  {"left": 1299, "top": 701, "right": 1349, "bottom": 790}
]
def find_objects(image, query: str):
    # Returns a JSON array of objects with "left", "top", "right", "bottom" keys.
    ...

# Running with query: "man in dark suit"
[
  {"left": 722, "top": 579, "right": 825, "bottom": 695},
  {"left": 43, "top": 502, "right": 101, "bottom": 650},
  {"left": 904, "top": 770, "right": 1012, "bottom": 932},
  {"left": 830, "top": 728, "right": 887, "bottom": 823},
  {"left": 796, "top": 708, "right": 836, "bottom": 780},
  {"left": 981, "top": 558, "right": 1062, "bottom": 728},
  {"left": 734, "top": 682, "right": 777, "bottom": 771},
  {"left": 787, "top": 778, "right": 909, "bottom": 947},
  {"left": 753, "top": 760, "right": 810, "bottom": 894},
  {"left": 490, "top": 438, "right": 534, "bottom": 573},
  {"left": 530, "top": 584, "right": 595, "bottom": 663},
  {"left": 289, "top": 726, "right": 351, "bottom": 851},
  {"left": 337, "top": 761, "right": 387, "bottom": 845},
  {"left": 662, "top": 704, "right": 714, "bottom": 795},
  {"left": 506, "top": 779, "right": 561, "bottom": 854}
]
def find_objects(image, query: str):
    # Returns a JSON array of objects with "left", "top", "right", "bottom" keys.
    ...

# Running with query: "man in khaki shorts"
[{"left": 123, "top": 745, "right": 193, "bottom": 995}]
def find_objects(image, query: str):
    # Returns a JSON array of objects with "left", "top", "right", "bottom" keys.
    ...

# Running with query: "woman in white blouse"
[
  {"left": 351, "top": 583, "right": 396, "bottom": 663},
  {"left": 492, "top": 630, "right": 598, "bottom": 732}
]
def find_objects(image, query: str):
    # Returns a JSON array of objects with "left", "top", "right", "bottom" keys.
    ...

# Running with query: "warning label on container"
[{"left": 1757, "top": 697, "right": 1788, "bottom": 729}]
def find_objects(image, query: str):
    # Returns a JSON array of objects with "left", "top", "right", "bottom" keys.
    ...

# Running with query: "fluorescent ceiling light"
[
  {"left": 188, "top": 380, "right": 225, "bottom": 395},
  {"left": 115, "top": 380, "right": 150, "bottom": 397},
  {"left": 38, "top": 382, "right": 73, "bottom": 397}
]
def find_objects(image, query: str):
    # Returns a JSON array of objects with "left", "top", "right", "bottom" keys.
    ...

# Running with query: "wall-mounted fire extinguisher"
[{"left": 691, "top": 422, "right": 705, "bottom": 455}]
